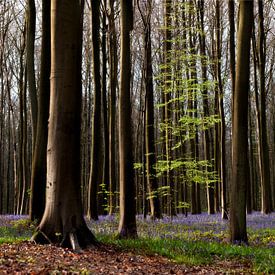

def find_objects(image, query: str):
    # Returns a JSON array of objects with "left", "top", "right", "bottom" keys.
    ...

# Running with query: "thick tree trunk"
[
  {"left": 118, "top": 0, "right": 137, "bottom": 238},
  {"left": 230, "top": 0, "right": 253, "bottom": 244},
  {"left": 29, "top": 0, "right": 51, "bottom": 222},
  {"left": 31, "top": 0, "right": 96, "bottom": 249}
]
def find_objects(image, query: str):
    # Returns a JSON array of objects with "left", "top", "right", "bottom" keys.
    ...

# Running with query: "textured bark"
[
  {"left": 31, "top": 0, "right": 97, "bottom": 249},
  {"left": 118, "top": 0, "right": 137, "bottom": 238},
  {"left": 29, "top": 0, "right": 51, "bottom": 222},
  {"left": 230, "top": 0, "right": 253, "bottom": 244}
]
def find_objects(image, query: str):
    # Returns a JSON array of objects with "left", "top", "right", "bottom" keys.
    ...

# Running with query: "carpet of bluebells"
[
  {"left": 88, "top": 212, "right": 275, "bottom": 247},
  {"left": 0, "top": 212, "right": 274, "bottom": 248},
  {"left": 0, "top": 212, "right": 274, "bottom": 273}
]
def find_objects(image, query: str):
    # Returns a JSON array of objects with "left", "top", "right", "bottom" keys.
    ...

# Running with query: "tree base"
[{"left": 31, "top": 224, "right": 98, "bottom": 251}]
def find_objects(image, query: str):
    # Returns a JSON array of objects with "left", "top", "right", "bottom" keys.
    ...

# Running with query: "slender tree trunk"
[
  {"left": 101, "top": 0, "right": 109, "bottom": 216},
  {"left": 88, "top": 0, "right": 103, "bottom": 221},
  {"left": 163, "top": 0, "right": 176, "bottom": 217},
  {"left": 118, "top": 0, "right": 137, "bottom": 238},
  {"left": 215, "top": 1, "right": 227, "bottom": 219},
  {"left": 257, "top": 0, "right": 272, "bottom": 214},
  {"left": 230, "top": 0, "right": 253, "bottom": 244},
  {"left": 138, "top": 0, "right": 162, "bottom": 219},
  {"left": 107, "top": 0, "right": 118, "bottom": 216},
  {"left": 198, "top": 0, "right": 214, "bottom": 214},
  {"left": 26, "top": 0, "right": 38, "bottom": 152},
  {"left": 29, "top": 0, "right": 51, "bottom": 221}
]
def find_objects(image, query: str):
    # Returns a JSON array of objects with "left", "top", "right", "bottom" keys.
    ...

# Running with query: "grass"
[
  {"left": 0, "top": 226, "right": 30, "bottom": 244},
  {"left": 0, "top": 214, "right": 274, "bottom": 273},
  {"left": 97, "top": 234, "right": 275, "bottom": 273}
]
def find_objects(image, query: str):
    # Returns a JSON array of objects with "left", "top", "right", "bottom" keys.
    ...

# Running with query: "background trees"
[{"left": 0, "top": 0, "right": 274, "bottom": 244}]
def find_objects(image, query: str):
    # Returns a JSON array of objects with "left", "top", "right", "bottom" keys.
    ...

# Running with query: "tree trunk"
[
  {"left": 197, "top": 0, "right": 214, "bottom": 215},
  {"left": 107, "top": 0, "right": 118, "bottom": 216},
  {"left": 29, "top": 0, "right": 51, "bottom": 222},
  {"left": 163, "top": 0, "right": 176, "bottom": 217},
  {"left": 215, "top": 0, "right": 227, "bottom": 219},
  {"left": 138, "top": 0, "right": 162, "bottom": 220},
  {"left": 230, "top": 0, "right": 253, "bottom": 244},
  {"left": 101, "top": 0, "right": 109, "bottom": 216},
  {"left": 87, "top": 0, "right": 103, "bottom": 221},
  {"left": 118, "top": 0, "right": 137, "bottom": 238},
  {"left": 257, "top": 0, "right": 272, "bottom": 214},
  {"left": 26, "top": 0, "right": 38, "bottom": 152},
  {"left": 31, "top": 0, "right": 97, "bottom": 249}
]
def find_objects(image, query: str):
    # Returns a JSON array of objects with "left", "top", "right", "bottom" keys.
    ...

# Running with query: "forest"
[{"left": 0, "top": 0, "right": 274, "bottom": 273}]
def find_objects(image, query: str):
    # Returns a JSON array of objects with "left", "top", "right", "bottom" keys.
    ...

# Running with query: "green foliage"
[
  {"left": 11, "top": 219, "right": 37, "bottom": 232},
  {"left": 0, "top": 225, "right": 31, "bottom": 244}
]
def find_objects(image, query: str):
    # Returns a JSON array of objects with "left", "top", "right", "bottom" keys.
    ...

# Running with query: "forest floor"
[
  {"left": 0, "top": 241, "right": 253, "bottom": 274},
  {"left": 0, "top": 213, "right": 274, "bottom": 274}
]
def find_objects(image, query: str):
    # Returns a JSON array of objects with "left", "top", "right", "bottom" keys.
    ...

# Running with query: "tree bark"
[
  {"left": 29, "top": 0, "right": 51, "bottom": 222},
  {"left": 26, "top": 0, "right": 38, "bottom": 152},
  {"left": 257, "top": 0, "right": 272, "bottom": 214},
  {"left": 107, "top": 0, "right": 118, "bottom": 216},
  {"left": 118, "top": 0, "right": 137, "bottom": 238},
  {"left": 197, "top": 0, "right": 214, "bottom": 215},
  {"left": 31, "top": 0, "right": 97, "bottom": 249},
  {"left": 230, "top": 0, "right": 253, "bottom": 244},
  {"left": 87, "top": 0, "right": 103, "bottom": 221}
]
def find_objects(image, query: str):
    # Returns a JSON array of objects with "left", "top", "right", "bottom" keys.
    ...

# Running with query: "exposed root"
[
  {"left": 30, "top": 230, "right": 53, "bottom": 245},
  {"left": 69, "top": 232, "right": 83, "bottom": 253},
  {"left": 31, "top": 225, "right": 99, "bottom": 251}
]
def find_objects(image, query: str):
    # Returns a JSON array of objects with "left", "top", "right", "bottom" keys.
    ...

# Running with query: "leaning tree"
[{"left": 31, "top": 0, "right": 97, "bottom": 249}]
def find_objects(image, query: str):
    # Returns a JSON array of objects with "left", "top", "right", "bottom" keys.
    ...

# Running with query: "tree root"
[{"left": 30, "top": 225, "right": 99, "bottom": 251}]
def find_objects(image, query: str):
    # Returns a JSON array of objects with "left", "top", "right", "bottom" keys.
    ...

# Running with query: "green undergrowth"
[
  {"left": 0, "top": 219, "right": 34, "bottom": 244},
  {"left": 97, "top": 234, "right": 275, "bottom": 274},
  {"left": 0, "top": 218, "right": 274, "bottom": 273}
]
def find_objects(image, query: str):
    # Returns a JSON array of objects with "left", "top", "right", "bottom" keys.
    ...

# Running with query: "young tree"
[
  {"left": 31, "top": 0, "right": 97, "bottom": 249},
  {"left": 230, "top": 0, "right": 253, "bottom": 244},
  {"left": 29, "top": 0, "right": 51, "bottom": 222},
  {"left": 118, "top": 0, "right": 137, "bottom": 238}
]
